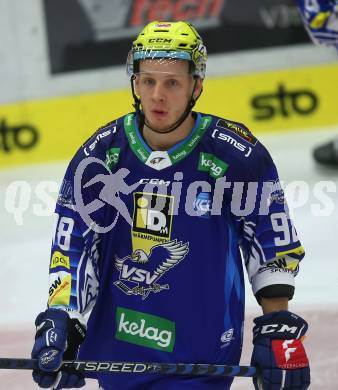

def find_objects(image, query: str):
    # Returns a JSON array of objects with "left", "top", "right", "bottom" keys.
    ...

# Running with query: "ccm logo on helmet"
[
  {"left": 155, "top": 23, "right": 172, "bottom": 28},
  {"left": 261, "top": 324, "right": 298, "bottom": 334},
  {"left": 148, "top": 38, "right": 173, "bottom": 43}
]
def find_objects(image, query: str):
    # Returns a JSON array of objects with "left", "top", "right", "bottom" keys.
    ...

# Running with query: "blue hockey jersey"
[{"left": 47, "top": 112, "right": 305, "bottom": 389}]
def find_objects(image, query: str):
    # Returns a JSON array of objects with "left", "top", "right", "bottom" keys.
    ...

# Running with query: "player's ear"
[
  {"left": 193, "top": 77, "right": 203, "bottom": 99},
  {"left": 134, "top": 75, "right": 140, "bottom": 96}
]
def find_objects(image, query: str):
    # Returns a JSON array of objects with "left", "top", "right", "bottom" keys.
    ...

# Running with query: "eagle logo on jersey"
[
  {"left": 149, "top": 156, "right": 165, "bottom": 165},
  {"left": 114, "top": 240, "right": 189, "bottom": 299}
]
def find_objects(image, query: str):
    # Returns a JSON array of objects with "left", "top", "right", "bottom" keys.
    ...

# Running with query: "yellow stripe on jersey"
[{"left": 276, "top": 246, "right": 305, "bottom": 258}]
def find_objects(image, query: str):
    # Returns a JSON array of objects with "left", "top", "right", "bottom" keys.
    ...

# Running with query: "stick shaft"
[{"left": 0, "top": 358, "right": 256, "bottom": 377}]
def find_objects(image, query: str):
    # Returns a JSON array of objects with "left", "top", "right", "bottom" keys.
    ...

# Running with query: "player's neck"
[{"left": 142, "top": 113, "right": 195, "bottom": 151}]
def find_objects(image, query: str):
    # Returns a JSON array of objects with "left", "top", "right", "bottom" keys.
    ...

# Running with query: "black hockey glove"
[
  {"left": 251, "top": 311, "right": 310, "bottom": 389},
  {"left": 31, "top": 308, "right": 86, "bottom": 389}
]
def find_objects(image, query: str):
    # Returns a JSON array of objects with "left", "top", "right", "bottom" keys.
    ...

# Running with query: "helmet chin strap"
[{"left": 130, "top": 76, "right": 202, "bottom": 135}]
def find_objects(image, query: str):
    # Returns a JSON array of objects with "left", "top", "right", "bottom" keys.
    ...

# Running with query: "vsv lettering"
[{"left": 114, "top": 240, "right": 189, "bottom": 299}]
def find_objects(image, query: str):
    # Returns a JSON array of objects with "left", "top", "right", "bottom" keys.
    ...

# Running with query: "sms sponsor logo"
[{"left": 212, "top": 129, "right": 253, "bottom": 158}]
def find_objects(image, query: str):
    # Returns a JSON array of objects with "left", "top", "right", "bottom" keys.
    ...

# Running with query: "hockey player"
[
  {"left": 31, "top": 21, "right": 310, "bottom": 389},
  {"left": 297, "top": 0, "right": 338, "bottom": 165},
  {"left": 298, "top": 0, "right": 338, "bottom": 48}
]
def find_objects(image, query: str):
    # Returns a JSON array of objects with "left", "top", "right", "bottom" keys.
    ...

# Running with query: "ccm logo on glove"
[{"left": 260, "top": 323, "right": 299, "bottom": 334}]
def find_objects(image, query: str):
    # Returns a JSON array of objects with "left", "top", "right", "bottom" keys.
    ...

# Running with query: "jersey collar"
[{"left": 124, "top": 112, "right": 211, "bottom": 170}]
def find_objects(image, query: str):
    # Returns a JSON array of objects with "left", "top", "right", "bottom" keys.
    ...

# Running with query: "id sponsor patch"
[{"left": 132, "top": 192, "right": 174, "bottom": 254}]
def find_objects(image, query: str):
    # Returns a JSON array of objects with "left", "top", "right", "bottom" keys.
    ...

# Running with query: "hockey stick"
[{"left": 0, "top": 358, "right": 257, "bottom": 377}]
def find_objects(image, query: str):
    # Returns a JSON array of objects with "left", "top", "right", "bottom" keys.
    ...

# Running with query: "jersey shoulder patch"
[
  {"left": 215, "top": 118, "right": 258, "bottom": 146},
  {"left": 81, "top": 115, "right": 127, "bottom": 157},
  {"left": 81, "top": 119, "right": 118, "bottom": 149}
]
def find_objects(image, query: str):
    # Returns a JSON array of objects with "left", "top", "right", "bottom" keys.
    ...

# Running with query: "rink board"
[{"left": 0, "top": 63, "right": 338, "bottom": 169}]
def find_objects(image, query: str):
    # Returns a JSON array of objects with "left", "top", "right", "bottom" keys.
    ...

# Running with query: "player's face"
[{"left": 135, "top": 60, "right": 202, "bottom": 131}]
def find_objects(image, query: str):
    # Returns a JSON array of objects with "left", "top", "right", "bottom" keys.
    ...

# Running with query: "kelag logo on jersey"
[
  {"left": 198, "top": 152, "right": 229, "bottom": 179},
  {"left": 115, "top": 307, "right": 176, "bottom": 352},
  {"left": 105, "top": 147, "right": 120, "bottom": 170},
  {"left": 114, "top": 240, "right": 189, "bottom": 299}
]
